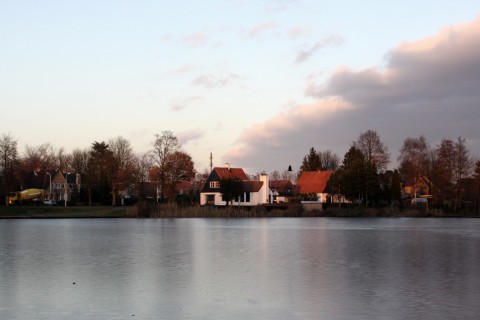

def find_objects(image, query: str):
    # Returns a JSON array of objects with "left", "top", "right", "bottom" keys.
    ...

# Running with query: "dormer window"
[{"left": 210, "top": 181, "right": 220, "bottom": 188}]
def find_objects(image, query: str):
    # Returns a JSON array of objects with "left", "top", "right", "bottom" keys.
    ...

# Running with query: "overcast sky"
[{"left": 1, "top": 1, "right": 479, "bottom": 174}]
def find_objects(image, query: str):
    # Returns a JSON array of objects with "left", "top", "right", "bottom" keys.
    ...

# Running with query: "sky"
[{"left": 1, "top": 0, "right": 480, "bottom": 175}]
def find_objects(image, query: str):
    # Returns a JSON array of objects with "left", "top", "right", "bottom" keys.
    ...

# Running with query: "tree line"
[
  {"left": 2, "top": 129, "right": 480, "bottom": 209},
  {"left": 0, "top": 131, "right": 195, "bottom": 206},
  {"left": 295, "top": 130, "right": 480, "bottom": 210}
]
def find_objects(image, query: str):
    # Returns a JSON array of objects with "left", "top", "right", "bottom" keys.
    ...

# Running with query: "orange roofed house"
[
  {"left": 200, "top": 166, "right": 273, "bottom": 206},
  {"left": 297, "top": 171, "right": 334, "bottom": 203}
]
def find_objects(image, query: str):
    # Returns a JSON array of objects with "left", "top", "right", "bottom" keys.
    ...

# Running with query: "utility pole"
[{"left": 210, "top": 152, "right": 213, "bottom": 173}]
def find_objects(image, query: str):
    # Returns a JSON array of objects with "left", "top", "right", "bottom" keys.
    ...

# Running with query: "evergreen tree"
[
  {"left": 327, "top": 146, "right": 379, "bottom": 205},
  {"left": 299, "top": 147, "right": 321, "bottom": 173}
]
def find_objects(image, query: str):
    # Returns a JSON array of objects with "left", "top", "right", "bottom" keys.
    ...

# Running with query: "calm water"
[{"left": 1, "top": 218, "right": 479, "bottom": 320}]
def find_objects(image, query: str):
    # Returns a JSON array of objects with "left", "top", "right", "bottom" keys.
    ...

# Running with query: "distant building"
[
  {"left": 200, "top": 166, "right": 273, "bottom": 206},
  {"left": 297, "top": 171, "right": 334, "bottom": 203},
  {"left": 269, "top": 180, "right": 295, "bottom": 203}
]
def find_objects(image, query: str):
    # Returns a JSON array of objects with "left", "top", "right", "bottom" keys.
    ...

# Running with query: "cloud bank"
[{"left": 225, "top": 16, "right": 480, "bottom": 173}]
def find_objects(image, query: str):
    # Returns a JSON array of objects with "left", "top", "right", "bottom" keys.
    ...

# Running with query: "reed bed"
[
  {"left": 128, "top": 202, "right": 480, "bottom": 218},
  {"left": 129, "top": 202, "right": 308, "bottom": 218}
]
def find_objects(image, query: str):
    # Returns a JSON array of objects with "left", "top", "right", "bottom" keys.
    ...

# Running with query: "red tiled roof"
[
  {"left": 297, "top": 171, "right": 333, "bottom": 194},
  {"left": 213, "top": 167, "right": 249, "bottom": 180}
]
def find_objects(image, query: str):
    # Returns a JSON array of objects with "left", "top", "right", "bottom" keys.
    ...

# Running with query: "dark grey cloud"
[{"left": 226, "top": 17, "right": 480, "bottom": 173}]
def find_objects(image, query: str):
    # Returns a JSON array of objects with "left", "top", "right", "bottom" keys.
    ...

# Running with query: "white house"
[{"left": 200, "top": 167, "right": 273, "bottom": 206}]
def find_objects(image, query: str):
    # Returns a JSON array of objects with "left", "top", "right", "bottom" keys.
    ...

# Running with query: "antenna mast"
[{"left": 209, "top": 152, "right": 213, "bottom": 173}]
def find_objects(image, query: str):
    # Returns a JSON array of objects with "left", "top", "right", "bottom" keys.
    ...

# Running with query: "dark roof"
[
  {"left": 297, "top": 171, "right": 333, "bottom": 194},
  {"left": 270, "top": 180, "right": 294, "bottom": 194},
  {"left": 242, "top": 180, "right": 264, "bottom": 192}
]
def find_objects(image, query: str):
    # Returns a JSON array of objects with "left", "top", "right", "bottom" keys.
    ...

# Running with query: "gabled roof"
[
  {"left": 270, "top": 180, "right": 294, "bottom": 194},
  {"left": 297, "top": 171, "right": 333, "bottom": 194},
  {"left": 212, "top": 167, "right": 249, "bottom": 180},
  {"left": 200, "top": 167, "right": 250, "bottom": 193},
  {"left": 242, "top": 180, "right": 264, "bottom": 192}
]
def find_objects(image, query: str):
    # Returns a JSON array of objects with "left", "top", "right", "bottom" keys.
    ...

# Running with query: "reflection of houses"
[
  {"left": 47, "top": 172, "right": 80, "bottom": 203},
  {"left": 270, "top": 180, "right": 295, "bottom": 203},
  {"left": 200, "top": 166, "right": 273, "bottom": 206}
]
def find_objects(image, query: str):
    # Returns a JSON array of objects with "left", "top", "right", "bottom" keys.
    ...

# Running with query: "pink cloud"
[
  {"left": 287, "top": 26, "right": 313, "bottom": 39},
  {"left": 184, "top": 32, "right": 208, "bottom": 47},
  {"left": 226, "top": 16, "right": 480, "bottom": 173},
  {"left": 191, "top": 73, "right": 244, "bottom": 88},
  {"left": 246, "top": 21, "right": 279, "bottom": 38},
  {"left": 171, "top": 64, "right": 195, "bottom": 74}
]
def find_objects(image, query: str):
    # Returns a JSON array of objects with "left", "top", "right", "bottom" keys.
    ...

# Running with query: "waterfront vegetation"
[
  {"left": 2, "top": 202, "right": 478, "bottom": 219},
  {"left": 1, "top": 130, "right": 480, "bottom": 212}
]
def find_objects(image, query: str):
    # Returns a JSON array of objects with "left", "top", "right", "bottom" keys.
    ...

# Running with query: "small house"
[{"left": 200, "top": 166, "right": 273, "bottom": 206}]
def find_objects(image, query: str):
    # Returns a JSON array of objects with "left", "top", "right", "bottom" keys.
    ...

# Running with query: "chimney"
[{"left": 226, "top": 163, "right": 230, "bottom": 171}]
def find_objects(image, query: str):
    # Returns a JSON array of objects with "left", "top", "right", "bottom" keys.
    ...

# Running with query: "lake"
[{"left": 1, "top": 218, "right": 479, "bottom": 319}]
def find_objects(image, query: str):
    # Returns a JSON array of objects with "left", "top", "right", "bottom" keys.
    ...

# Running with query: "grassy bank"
[{"left": 0, "top": 206, "right": 128, "bottom": 218}]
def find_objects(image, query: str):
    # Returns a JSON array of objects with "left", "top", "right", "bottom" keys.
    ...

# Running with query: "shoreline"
[{"left": 1, "top": 204, "right": 479, "bottom": 219}]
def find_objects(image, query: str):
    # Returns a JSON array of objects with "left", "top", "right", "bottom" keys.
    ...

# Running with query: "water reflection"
[{"left": 0, "top": 218, "right": 479, "bottom": 319}]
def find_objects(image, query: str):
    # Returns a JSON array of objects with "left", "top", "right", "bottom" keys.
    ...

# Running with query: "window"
[
  {"left": 245, "top": 192, "right": 250, "bottom": 203},
  {"left": 210, "top": 181, "right": 220, "bottom": 188}
]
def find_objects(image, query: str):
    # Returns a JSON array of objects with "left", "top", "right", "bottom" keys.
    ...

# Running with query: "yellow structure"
[{"left": 7, "top": 188, "right": 46, "bottom": 205}]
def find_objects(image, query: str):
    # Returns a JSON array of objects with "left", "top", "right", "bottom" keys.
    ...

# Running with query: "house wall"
[
  {"left": 259, "top": 174, "right": 269, "bottom": 204},
  {"left": 200, "top": 171, "right": 273, "bottom": 207},
  {"left": 317, "top": 193, "right": 329, "bottom": 203},
  {"left": 201, "top": 191, "right": 265, "bottom": 207}
]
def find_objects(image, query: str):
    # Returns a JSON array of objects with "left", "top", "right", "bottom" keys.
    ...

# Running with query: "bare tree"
[
  {"left": 0, "top": 133, "right": 18, "bottom": 204},
  {"left": 151, "top": 131, "right": 180, "bottom": 201},
  {"left": 431, "top": 139, "right": 456, "bottom": 203},
  {"left": 133, "top": 152, "right": 153, "bottom": 201},
  {"left": 353, "top": 130, "right": 390, "bottom": 171},
  {"left": 454, "top": 137, "right": 473, "bottom": 207},
  {"left": 270, "top": 170, "right": 281, "bottom": 181},
  {"left": 22, "top": 143, "right": 56, "bottom": 174},
  {"left": 398, "top": 136, "right": 430, "bottom": 187},
  {"left": 71, "top": 148, "right": 89, "bottom": 175},
  {"left": 318, "top": 150, "right": 340, "bottom": 171},
  {"left": 454, "top": 137, "right": 472, "bottom": 183},
  {"left": 108, "top": 136, "right": 136, "bottom": 206},
  {"left": 54, "top": 147, "right": 72, "bottom": 174}
]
